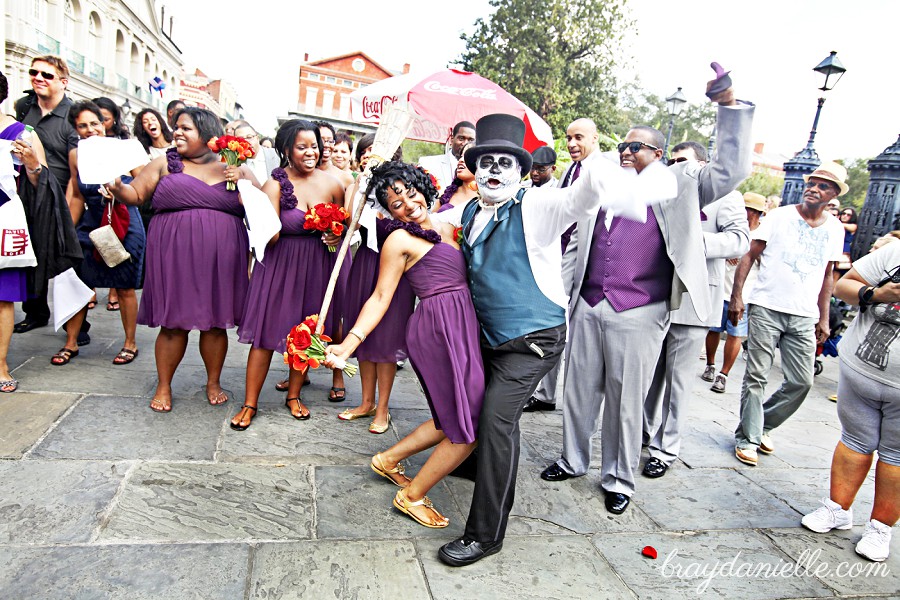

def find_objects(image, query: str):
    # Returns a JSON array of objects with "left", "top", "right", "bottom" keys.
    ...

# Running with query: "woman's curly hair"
[{"left": 366, "top": 161, "right": 438, "bottom": 212}]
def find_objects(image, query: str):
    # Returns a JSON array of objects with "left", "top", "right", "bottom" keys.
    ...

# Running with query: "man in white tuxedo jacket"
[{"left": 418, "top": 120, "right": 475, "bottom": 191}]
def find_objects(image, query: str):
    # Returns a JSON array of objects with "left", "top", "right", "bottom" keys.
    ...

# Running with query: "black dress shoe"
[
  {"left": 604, "top": 491, "right": 630, "bottom": 514},
  {"left": 642, "top": 457, "right": 669, "bottom": 478},
  {"left": 522, "top": 396, "right": 556, "bottom": 412},
  {"left": 13, "top": 317, "right": 48, "bottom": 334},
  {"left": 438, "top": 538, "right": 503, "bottom": 567},
  {"left": 540, "top": 463, "right": 574, "bottom": 482}
]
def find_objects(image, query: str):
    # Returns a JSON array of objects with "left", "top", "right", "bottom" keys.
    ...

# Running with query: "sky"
[{"left": 168, "top": 0, "right": 898, "bottom": 161}]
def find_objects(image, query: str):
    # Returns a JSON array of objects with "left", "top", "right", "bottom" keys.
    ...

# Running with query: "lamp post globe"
[{"left": 663, "top": 86, "right": 687, "bottom": 158}]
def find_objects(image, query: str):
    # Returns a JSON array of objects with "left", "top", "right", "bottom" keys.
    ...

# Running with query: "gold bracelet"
[{"left": 349, "top": 328, "right": 366, "bottom": 343}]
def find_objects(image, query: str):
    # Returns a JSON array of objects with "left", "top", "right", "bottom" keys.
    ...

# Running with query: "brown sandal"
[
  {"left": 50, "top": 347, "right": 79, "bottom": 366},
  {"left": 285, "top": 397, "right": 310, "bottom": 420},
  {"left": 230, "top": 405, "right": 257, "bottom": 431},
  {"left": 112, "top": 347, "right": 138, "bottom": 365}
]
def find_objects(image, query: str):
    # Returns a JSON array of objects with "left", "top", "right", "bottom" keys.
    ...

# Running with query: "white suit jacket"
[{"left": 418, "top": 151, "right": 456, "bottom": 192}]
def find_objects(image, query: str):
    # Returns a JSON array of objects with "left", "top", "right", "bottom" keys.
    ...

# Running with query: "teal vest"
[{"left": 461, "top": 190, "right": 566, "bottom": 347}]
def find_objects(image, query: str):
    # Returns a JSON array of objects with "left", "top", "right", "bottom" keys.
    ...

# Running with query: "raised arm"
[
  {"left": 105, "top": 154, "right": 166, "bottom": 205},
  {"left": 697, "top": 102, "right": 755, "bottom": 206}
]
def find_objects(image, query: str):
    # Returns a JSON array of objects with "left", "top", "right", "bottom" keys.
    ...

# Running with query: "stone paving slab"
[
  {"left": 249, "top": 539, "right": 430, "bottom": 599},
  {"left": 635, "top": 468, "right": 802, "bottom": 530},
  {"left": 0, "top": 542, "right": 249, "bottom": 599},
  {"left": 764, "top": 528, "right": 900, "bottom": 597},
  {"left": 99, "top": 462, "right": 313, "bottom": 542},
  {"left": 593, "top": 529, "right": 835, "bottom": 600},
  {"left": 0, "top": 460, "right": 126, "bottom": 543},
  {"left": 419, "top": 535, "right": 637, "bottom": 600},
  {"left": 315, "top": 465, "right": 466, "bottom": 539},
  {"left": 0, "top": 391, "right": 79, "bottom": 458},
  {"left": 11, "top": 352, "right": 157, "bottom": 395},
  {"left": 677, "top": 418, "right": 792, "bottom": 469}
]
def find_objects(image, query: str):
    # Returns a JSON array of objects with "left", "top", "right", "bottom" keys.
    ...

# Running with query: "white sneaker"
[
  {"left": 759, "top": 433, "right": 774, "bottom": 454},
  {"left": 711, "top": 373, "right": 727, "bottom": 393},
  {"left": 735, "top": 446, "right": 758, "bottom": 466},
  {"left": 856, "top": 519, "right": 892, "bottom": 562},
  {"left": 801, "top": 498, "right": 853, "bottom": 533},
  {"left": 701, "top": 364, "right": 716, "bottom": 382}
]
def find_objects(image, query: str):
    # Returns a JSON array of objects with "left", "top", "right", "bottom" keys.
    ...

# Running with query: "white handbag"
[
  {"left": 89, "top": 198, "right": 131, "bottom": 268},
  {"left": 0, "top": 195, "right": 37, "bottom": 269}
]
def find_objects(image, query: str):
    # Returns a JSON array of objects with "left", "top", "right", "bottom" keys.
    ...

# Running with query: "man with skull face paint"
[{"left": 435, "top": 114, "right": 676, "bottom": 566}]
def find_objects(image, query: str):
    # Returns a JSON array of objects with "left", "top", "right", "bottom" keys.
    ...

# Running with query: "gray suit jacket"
[
  {"left": 671, "top": 190, "right": 749, "bottom": 327},
  {"left": 562, "top": 103, "right": 755, "bottom": 323}
]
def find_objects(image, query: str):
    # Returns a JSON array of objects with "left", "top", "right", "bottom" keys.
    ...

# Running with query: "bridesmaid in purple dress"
[
  {"left": 108, "top": 108, "right": 256, "bottom": 412},
  {"left": 231, "top": 119, "right": 345, "bottom": 430},
  {"left": 326, "top": 161, "right": 485, "bottom": 529}
]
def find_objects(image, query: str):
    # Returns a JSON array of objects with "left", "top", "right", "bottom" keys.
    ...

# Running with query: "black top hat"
[
  {"left": 464, "top": 113, "right": 533, "bottom": 176},
  {"left": 531, "top": 146, "right": 556, "bottom": 166}
]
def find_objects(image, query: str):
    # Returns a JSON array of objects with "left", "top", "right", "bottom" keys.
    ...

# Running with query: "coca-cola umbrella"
[{"left": 349, "top": 69, "right": 553, "bottom": 151}]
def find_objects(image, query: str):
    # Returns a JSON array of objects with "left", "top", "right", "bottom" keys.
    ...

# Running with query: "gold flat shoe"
[
  {"left": 393, "top": 489, "right": 449, "bottom": 528},
  {"left": 337, "top": 407, "right": 377, "bottom": 421},
  {"left": 369, "top": 415, "right": 391, "bottom": 434},
  {"left": 371, "top": 453, "right": 410, "bottom": 488}
]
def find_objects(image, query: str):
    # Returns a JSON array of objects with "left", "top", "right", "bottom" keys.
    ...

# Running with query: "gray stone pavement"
[{"left": 1, "top": 299, "right": 897, "bottom": 599}]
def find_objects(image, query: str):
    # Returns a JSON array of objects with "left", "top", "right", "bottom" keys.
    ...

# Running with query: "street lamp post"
[
  {"left": 781, "top": 51, "right": 847, "bottom": 205},
  {"left": 663, "top": 87, "right": 687, "bottom": 159}
]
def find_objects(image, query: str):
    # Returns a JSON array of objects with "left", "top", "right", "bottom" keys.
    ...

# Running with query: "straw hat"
[
  {"left": 743, "top": 192, "right": 767, "bottom": 213},
  {"left": 803, "top": 160, "right": 849, "bottom": 197}
]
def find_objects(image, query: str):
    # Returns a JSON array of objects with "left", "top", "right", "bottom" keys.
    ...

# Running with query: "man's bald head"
[{"left": 565, "top": 118, "right": 599, "bottom": 162}]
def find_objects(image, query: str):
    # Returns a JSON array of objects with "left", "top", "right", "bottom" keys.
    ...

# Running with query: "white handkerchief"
[
  {"left": 238, "top": 179, "right": 281, "bottom": 262},
  {"left": 51, "top": 268, "right": 94, "bottom": 331},
  {"left": 591, "top": 159, "right": 677, "bottom": 223},
  {"left": 77, "top": 137, "right": 150, "bottom": 184},
  {"left": 0, "top": 140, "right": 16, "bottom": 180}
]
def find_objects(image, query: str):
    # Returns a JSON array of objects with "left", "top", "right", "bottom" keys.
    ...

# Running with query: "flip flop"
[
  {"left": 50, "top": 347, "right": 79, "bottom": 366},
  {"left": 106, "top": 300, "right": 120, "bottom": 311},
  {"left": 328, "top": 386, "right": 346, "bottom": 402},
  {"left": 0, "top": 379, "right": 19, "bottom": 393},
  {"left": 230, "top": 405, "right": 257, "bottom": 431},
  {"left": 112, "top": 347, "right": 138, "bottom": 365},
  {"left": 274, "top": 377, "right": 311, "bottom": 392},
  {"left": 87, "top": 299, "right": 97, "bottom": 310},
  {"left": 285, "top": 397, "right": 310, "bottom": 420},
  {"left": 150, "top": 396, "right": 172, "bottom": 413}
]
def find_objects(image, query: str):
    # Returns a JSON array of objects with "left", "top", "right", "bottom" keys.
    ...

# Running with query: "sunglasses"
[
  {"left": 667, "top": 157, "right": 688, "bottom": 166},
  {"left": 28, "top": 68, "right": 57, "bottom": 80},
  {"left": 617, "top": 141, "right": 660, "bottom": 154},
  {"left": 805, "top": 181, "right": 836, "bottom": 192}
]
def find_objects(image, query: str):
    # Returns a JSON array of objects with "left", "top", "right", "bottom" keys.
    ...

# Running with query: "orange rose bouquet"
[
  {"left": 303, "top": 202, "right": 350, "bottom": 252},
  {"left": 285, "top": 314, "right": 357, "bottom": 376},
  {"left": 206, "top": 135, "right": 255, "bottom": 190}
]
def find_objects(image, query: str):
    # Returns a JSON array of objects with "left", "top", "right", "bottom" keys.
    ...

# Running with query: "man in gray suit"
[
  {"left": 641, "top": 176, "right": 749, "bottom": 478},
  {"left": 539, "top": 78, "right": 754, "bottom": 514},
  {"left": 235, "top": 122, "right": 279, "bottom": 184}
]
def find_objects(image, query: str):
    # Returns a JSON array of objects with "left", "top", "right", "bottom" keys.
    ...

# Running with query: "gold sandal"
[
  {"left": 393, "top": 489, "right": 449, "bottom": 528},
  {"left": 371, "top": 453, "right": 411, "bottom": 488},
  {"left": 337, "top": 406, "right": 377, "bottom": 421}
]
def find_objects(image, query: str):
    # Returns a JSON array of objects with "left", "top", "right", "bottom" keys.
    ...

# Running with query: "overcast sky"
[{"left": 169, "top": 0, "right": 898, "bottom": 161}]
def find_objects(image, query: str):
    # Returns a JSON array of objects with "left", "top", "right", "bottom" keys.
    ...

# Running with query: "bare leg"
[
  {"left": 330, "top": 322, "right": 346, "bottom": 399},
  {"left": 285, "top": 366, "right": 310, "bottom": 418},
  {"left": 108, "top": 288, "right": 119, "bottom": 308},
  {"left": 871, "top": 460, "right": 900, "bottom": 526},
  {"left": 380, "top": 419, "right": 446, "bottom": 467},
  {"left": 704, "top": 330, "right": 720, "bottom": 367},
  {"left": 151, "top": 327, "right": 189, "bottom": 411},
  {"left": 342, "top": 360, "right": 377, "bottom": 416},
  {"left": 0, "top": 301, "right": 13, "bottom": 381},
  {"left": 232, "top": 347, "right": 273, "bottom": 428},
  {"left": 371, "top": 361, "right": 398, "bottom": 429},
  {"left": 720, "top": 335, "right": 745, "bottom": 376},
  {"left": 405, "top": 439, "right": 477, "bottom": 501},
  {"left": 829, "top": 441, "right": 874, "bottom": 510},
  {"left": 52, "top": 307, "right": 88, "bottom": 364},
  {"left": 199, "top": 327, "right": 228, "bottom": 404},
  {"left": 116, "top": 288, "right": 138, "bottom": 352}
]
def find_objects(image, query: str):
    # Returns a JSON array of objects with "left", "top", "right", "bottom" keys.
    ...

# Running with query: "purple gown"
[
  {"left": 0, "top": 122, "right": 28, "bottom": 303},
  {"left": 137, "top": 150, "right": 249, "bottom": 330},
  {"left": 403, "top": 242, "right": 485, "bottom": 444},
  {"left": 343, "top": 225, "right": 414, "bottom": 363},
  {"left": 238, "top": 201, "right": 342, "bottom": 353}
]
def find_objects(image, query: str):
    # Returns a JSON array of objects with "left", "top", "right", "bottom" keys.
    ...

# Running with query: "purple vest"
[{"left": 580, "top": 207, "right": 674, "bottom": 311}]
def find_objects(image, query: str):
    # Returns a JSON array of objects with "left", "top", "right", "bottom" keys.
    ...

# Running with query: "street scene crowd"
[{"left": 1, "top": 51, "right": 898, "bottom": 577}]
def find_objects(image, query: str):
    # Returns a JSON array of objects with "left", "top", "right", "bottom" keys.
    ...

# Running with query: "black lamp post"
[
  {"left": 663, "top": 87, "right": 687, "bottom": 158},
  {"left": 781, "top": 51, "right": 847, "bottom": 205},
  {"left": 121, "top": 98, "right": 132, "bottom": 117}
]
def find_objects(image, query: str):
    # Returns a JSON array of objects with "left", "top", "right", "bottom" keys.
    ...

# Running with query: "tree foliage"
[
  {"left": 612, "top": 84, "right": 717, "bottom": 151},
  {"left": 837, "top": 157, "right": 871, "bottom": 211},
  {"left": 738, "top": 171, "right": 785, "bottom": 198},
  {"left": 456, "top": 0, "right": 631, "bottom": 137}
]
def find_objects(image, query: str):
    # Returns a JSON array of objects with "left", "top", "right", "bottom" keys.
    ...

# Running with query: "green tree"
[
  {"left": 614, "top": 86, "right": 717, "bottom": 151},
  {"left": 837, "top": 157, "right": 871, "bottom": 211},
  {"left": 457, "top": 0, "right": 632, "bottom": 137},
  {"left": 738, "top": 171, "right": 785, "bottom": 198}
]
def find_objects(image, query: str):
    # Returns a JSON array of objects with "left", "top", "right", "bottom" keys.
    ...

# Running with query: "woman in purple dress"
[
  {"left": 325, "top": 161, "right": 485, "bottom": 529},
  {"left": 108, "top": 107, "right": 256, "bottom": 412},
  {"left": 0, "top": 71, "right": 49, "bottom": 393},
  {"left": 231, "top": 119, "right": 345, "bottom": 430}
]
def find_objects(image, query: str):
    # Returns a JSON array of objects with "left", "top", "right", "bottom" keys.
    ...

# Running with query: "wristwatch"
[{"left": 858, "top": 285, "right": 876, "bottom": 312}]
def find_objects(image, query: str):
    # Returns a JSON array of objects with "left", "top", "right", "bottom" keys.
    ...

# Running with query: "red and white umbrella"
[{"left": 350, "top": 69, "right": 553, "bottom": 151}]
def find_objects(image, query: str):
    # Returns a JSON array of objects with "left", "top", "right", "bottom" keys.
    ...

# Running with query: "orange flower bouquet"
[
  {"left": 303, "top": 203, "right": 350, "bottom": 252},
  {"left": 207, "top": 135, "right": 255, "bottom": 190},
  {"left": 285, "top": 314, "right": 357, "bottom": 376}
]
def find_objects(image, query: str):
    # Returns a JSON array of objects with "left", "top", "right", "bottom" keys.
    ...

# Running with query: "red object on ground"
[{"left": 642, "top": 545, "right": 658, "bottom": 559}]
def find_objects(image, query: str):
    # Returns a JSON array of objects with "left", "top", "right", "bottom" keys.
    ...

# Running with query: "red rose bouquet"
[
  {"left": 303, "top": 203, "right": 350, "bottom": 252},
  {"left": 206, "top": 135, "right": 255, "bottom": 190},
  {"left": 285, "top": 314, "right": 357, "bottom": 376}
]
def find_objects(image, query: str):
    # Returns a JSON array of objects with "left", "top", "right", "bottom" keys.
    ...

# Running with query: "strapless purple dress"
[
  {"left": 404, "top": 242, "right": 484, "bottom": 444},
  {"left": 137, "top": 150, "right": 249, "bottom": 330}
]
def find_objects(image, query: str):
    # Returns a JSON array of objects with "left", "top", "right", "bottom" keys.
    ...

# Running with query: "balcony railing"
[
  {"left": 62, "top": 46, "right": 85, "bottom": 74},
  {"left": 117, "top": 74, "right": 129, "bottom": 94},
  {"left": 36, "top": 31, "right": 60, "bottom": 55},
  {"left": 88, "top": 61, "right": 104, "bottom": 83}
]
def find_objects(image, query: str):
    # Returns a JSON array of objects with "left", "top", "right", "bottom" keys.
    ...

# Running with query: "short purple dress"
[
  {"left": 0, "top": 122, "right": 28, "bottom": 303},
  {"left": 238, "top": 168, "right": 343, "bottom": 352},
  {"left": 343, "top": 223, "right": 414, "bottom": 363},
  {"left": 392, "top": 226, "right": 484, "bottom": 444},
  {"left": 137, "top": 149, "right": 249, "bottom": 330}
]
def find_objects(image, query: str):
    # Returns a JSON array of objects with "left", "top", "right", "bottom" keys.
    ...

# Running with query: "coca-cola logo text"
[
  {"left": 422, "top": 81, "right": 497, "bottom": 100},
  {"left": 361, "top": 95, "right": 397, "bottom": 119}
]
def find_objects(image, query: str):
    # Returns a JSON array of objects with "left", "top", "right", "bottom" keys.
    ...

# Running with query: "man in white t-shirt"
[{"left": 729, "top": 161, "right": 849, "bottom": 466}]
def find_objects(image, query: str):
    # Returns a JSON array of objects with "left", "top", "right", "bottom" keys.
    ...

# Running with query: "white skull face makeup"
[{"left": 475, "top": 152, "right": 520, "bottom": 204}]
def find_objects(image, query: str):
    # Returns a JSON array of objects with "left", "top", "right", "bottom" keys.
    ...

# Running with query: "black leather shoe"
[
  {"left": 642, "top": 457, "right": 668, "bottom": 478},
  {"left": 13, "top": 317, "right": 48, "bottom": 334},
  {"left": 522, "top": 396, "right": 556, "bottom": 412},
  {"left": 604, "top": 491, "right": 630, "bottom": 514},
  {"left": 438, "top": 538, "right": 503, "bottom": 567},
  {"left": 540, "top": 463, "right": 574, "bottom": 482}
]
